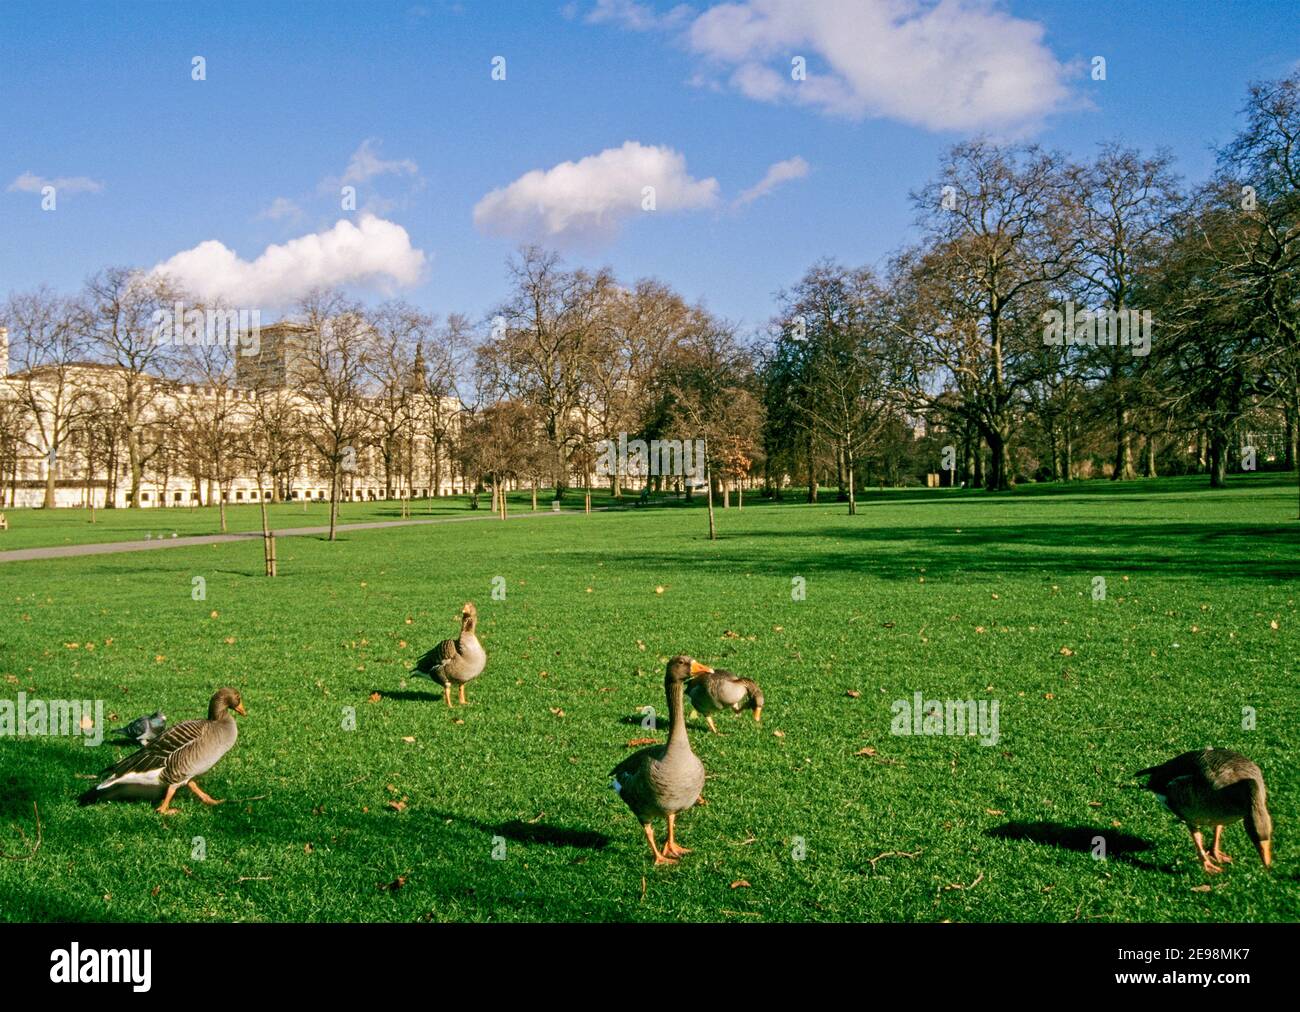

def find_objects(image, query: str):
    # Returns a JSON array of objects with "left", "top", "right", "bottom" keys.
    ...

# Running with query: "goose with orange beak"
[
  {"left": 610, "top": 656, "right": 711, "bottom": 864},
  {"left": 1137, "top": 747, "right": 1273, "bottom": 874},
  {"left": 686, "top": 667, "right": 764, "bottom": 733},
  {"left": 413, "top": 602, "right": 486, "bottom": 706},
  {"left": 79, "top": 688, "right": 246, "bottom": 815}
]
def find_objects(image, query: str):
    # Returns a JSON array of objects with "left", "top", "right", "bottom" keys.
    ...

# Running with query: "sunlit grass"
[{"left": 0, "top": 473, "right": 1296, "bottom": 921}]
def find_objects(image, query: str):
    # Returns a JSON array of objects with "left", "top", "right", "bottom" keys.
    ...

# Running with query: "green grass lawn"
[
  {"left": 1, "top": 474, "right": 1297, "bottom": 922},
  {"left": 0, "top": 488, "right": 630, "bottom": 552}
]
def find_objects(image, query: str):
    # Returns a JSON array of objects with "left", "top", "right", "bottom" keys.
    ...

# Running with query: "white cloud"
[
  {"left": 735, "top": 155, "right": 809, "bottom": 206},
  {"left": 674, "top": 0, "right": 1071, "bottom": 132},
  {"left": 473, "top": 141, "right": 719, "bottom": 245},
  {"left": 7, "top": 171, "right": 104, "bottom": 195},
  {"left": 319, "top": 139, "right": 420, "bottom": 194},
  {"left": 256, "top": 196, "right": 305, "bottom": 222},
  {"left": 586, "top": 0, "right": 694, "bottom": 31},
  {"left": 151, "top": 214, "right": 427, "bottom": 307}
]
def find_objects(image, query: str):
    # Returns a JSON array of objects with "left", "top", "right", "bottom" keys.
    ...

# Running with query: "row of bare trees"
[{"left": 763, "top": 70, "right": 1300, "bottom": 499}]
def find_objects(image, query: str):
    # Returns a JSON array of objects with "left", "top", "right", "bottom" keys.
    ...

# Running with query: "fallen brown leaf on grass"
[
  {"left": 845, "top": 689, "right": 861, "bottom": 698},
  {"left": 856, "top": 746, "right": 878, "bottom": 756},
  {"left": 730, "top": 880, "right": 751, "bottom": 889},
  {"left": 386, "top": 800, "right": 407, "bottom": 813},
  {"left": 401, "top": 736, "right": 415, "bottom": 743},
  {"left": 380, "top": 875, "right": 407, "bottom": 891},
  {"left": 550, "top": 707, "right": 565, "bottom": 717},
  {"left": 368, "top": 692, "right": 382, "bottom": 703},
  {"left": 627, "top": 738, "right": 657, "bottom": 747},
  {"left": 985, "top": 808, "right": 1005, "bottom": 816},
  {"left": 1059, "top": 646, "right": 1074, "bottom": 656},
  {"left": 1191, "top": 884, "right": 1212, "bottom": 893}
]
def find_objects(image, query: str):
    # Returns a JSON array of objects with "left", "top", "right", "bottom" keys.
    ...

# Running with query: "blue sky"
[{"left": 2, "top": 0, "right": 1298, "bottom": 335}]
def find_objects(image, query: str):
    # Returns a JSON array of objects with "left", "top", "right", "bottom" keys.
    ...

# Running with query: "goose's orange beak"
[
  {"left": 1258, "top": 840, "right": 1272, "bottom": 867},
  {"left": 753, "top": 707, "right": 763, "bottom": 723},
  {"left": 235, "top": 703, "right": 248, "bottom": 716},
  {"left": 689, "top": 660, "right": 713, "bottom": 675}
]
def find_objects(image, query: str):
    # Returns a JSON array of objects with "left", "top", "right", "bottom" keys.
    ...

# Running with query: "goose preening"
[
  {"left": 80, "top": 688, "right": 246, "bottom": 815},
  {"left": 1136, "top": 747, "right": 1273, "bottom": 873},
  {"left": 413, "top": 602, "right": 486, "bottom": 707},
  {"left": 686, "top": 667, "right": 763, "bottom": 733},
  {"left": 111, "top": 709, "right": 167, "bottom": 746},
  {"left": 610, "top": 656, "right": 710, "bottom": 864}
]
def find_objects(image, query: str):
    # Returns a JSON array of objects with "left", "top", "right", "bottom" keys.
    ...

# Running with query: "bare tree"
[
  {"left": 2, "top": 288, "right": 92, "bottom": 507},
  {"left": 78, "top": 268, "right": 180, "bottom": 507},
  {"left": 904, "top": 140, "right": 1079, "bottom": 491},
  {"left": 295, "top": 289, "right": 376, "bottom": 540}
]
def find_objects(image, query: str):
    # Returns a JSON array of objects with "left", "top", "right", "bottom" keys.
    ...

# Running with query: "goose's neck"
[
  {"left": 1248, "top": 777, "right": 1270, "bottom": 826},
  {"left": 665, "top": 678, "right": 689, "bottom": 751}
]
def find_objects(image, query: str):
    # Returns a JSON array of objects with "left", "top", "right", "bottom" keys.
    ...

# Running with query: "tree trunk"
[
  {"left": 984, "top": 430, "right": 1011, "bottom": 491},
  {"left": 705, "top": 463, "right": 717, "bottom": 541},
  {"left": 328, "top": 465, "right": 340, "bottom": 540},
  {"left": 846, "top": 446, "right": 857, "bottom": 515},
  {"left": 1208, "top": 428, "right": 1228, "bottom": 488},
  {"left": 44, "top": 446, "right": 57, "bottom": 509}
]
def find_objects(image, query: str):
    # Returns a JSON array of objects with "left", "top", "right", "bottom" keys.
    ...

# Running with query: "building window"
[
  {"left": 236, "top": 491, "right": 243, "bottom": 500},
  {"left": 141, "top": 492, "right": 149, "bottom": 502},
  {"left": 174, "top": 492, "right": 182, "bottom": 501}
]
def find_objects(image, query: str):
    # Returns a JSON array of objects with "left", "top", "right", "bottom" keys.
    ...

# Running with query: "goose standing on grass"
[
  {"left": 413, "top": 602, "right": 486, "bottom": 707},
  {"left": 610, "top": 656, "right": 710, "bottom": 864},
  {"left": 686, "top": 667, "right": 763, "bottom": 733},
  {"left": 80, "top": 688, "right": 246, "bottom": 815},
  {"left": 1137, "top": 747, "right": 1273, "bottom": 873}
]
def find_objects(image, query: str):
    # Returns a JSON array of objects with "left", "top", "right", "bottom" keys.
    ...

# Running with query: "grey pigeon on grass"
[{"left": 112, "top": 710, "right": 166, "bottom": 745}]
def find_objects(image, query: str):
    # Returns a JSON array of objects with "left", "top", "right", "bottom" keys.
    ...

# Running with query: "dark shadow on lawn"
[
  {"left": 568, "top": 518, "right": 1300, "bottom": 583},
  {"left": 428, "top": 809, "right": 610, "bottom": 850},
  {"left": 373, "top": 688, "right": 443, "bottom": 702},
  {"left": 986, "top": 821, "right": 1174, "bottom": 872}
]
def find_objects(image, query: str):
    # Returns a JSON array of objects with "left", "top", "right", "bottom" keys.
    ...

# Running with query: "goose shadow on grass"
[
  {"left": 428, "top": 809, "right": 610, "bottom": 850},
  {"left": 986, "top": 821, "right": 1174, "bottom": 872},
  {"left": 371, "top": 687, "right": 444, "bottom": 702}
]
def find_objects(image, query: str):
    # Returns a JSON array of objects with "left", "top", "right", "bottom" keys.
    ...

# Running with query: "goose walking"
[
  {"left": 80, "top": 688, "right": 246, "bottom": 815},
  {"left": 1137, "top": 747, "right": 1273, "bottom": 873},
  {"left": 686, "top": 667, "right": 763, "bottom": 733},
  {"left": 413, "top": 602, "right": 486, "bottom": 707},
  {"left": 610, "top": 656, "right": 710, "bottom": 864}
]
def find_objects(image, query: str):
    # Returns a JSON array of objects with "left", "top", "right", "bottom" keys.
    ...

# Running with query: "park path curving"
[{"left": 0, "top": 506, "right": 622, "bottom": 564}]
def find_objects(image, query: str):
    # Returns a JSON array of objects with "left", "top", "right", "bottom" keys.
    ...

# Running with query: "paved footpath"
[{"left": 0, "top": 508, "right": 611, "bottom": 564}]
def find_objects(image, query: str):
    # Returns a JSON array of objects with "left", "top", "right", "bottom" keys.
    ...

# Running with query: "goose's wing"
[
  {"left": 1137, "top": 748, "right": 1219, "bottom": 794},
  {"left": 98, "top": 719, "right": 210, "bottom": 781},
  {"left": 415, "top": 637, "right": 458, "bottom": 683},
  {"left": 611, "top": 743, "right": 666, "bottom": 782}
]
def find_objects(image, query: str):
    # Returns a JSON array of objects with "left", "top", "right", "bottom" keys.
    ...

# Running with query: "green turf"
[
  {"left": 1, "top": 474, "right": 1297, "bottom": 922},
  {"left": 0, "top": 488, "right": 627, "bottom": 552}
]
